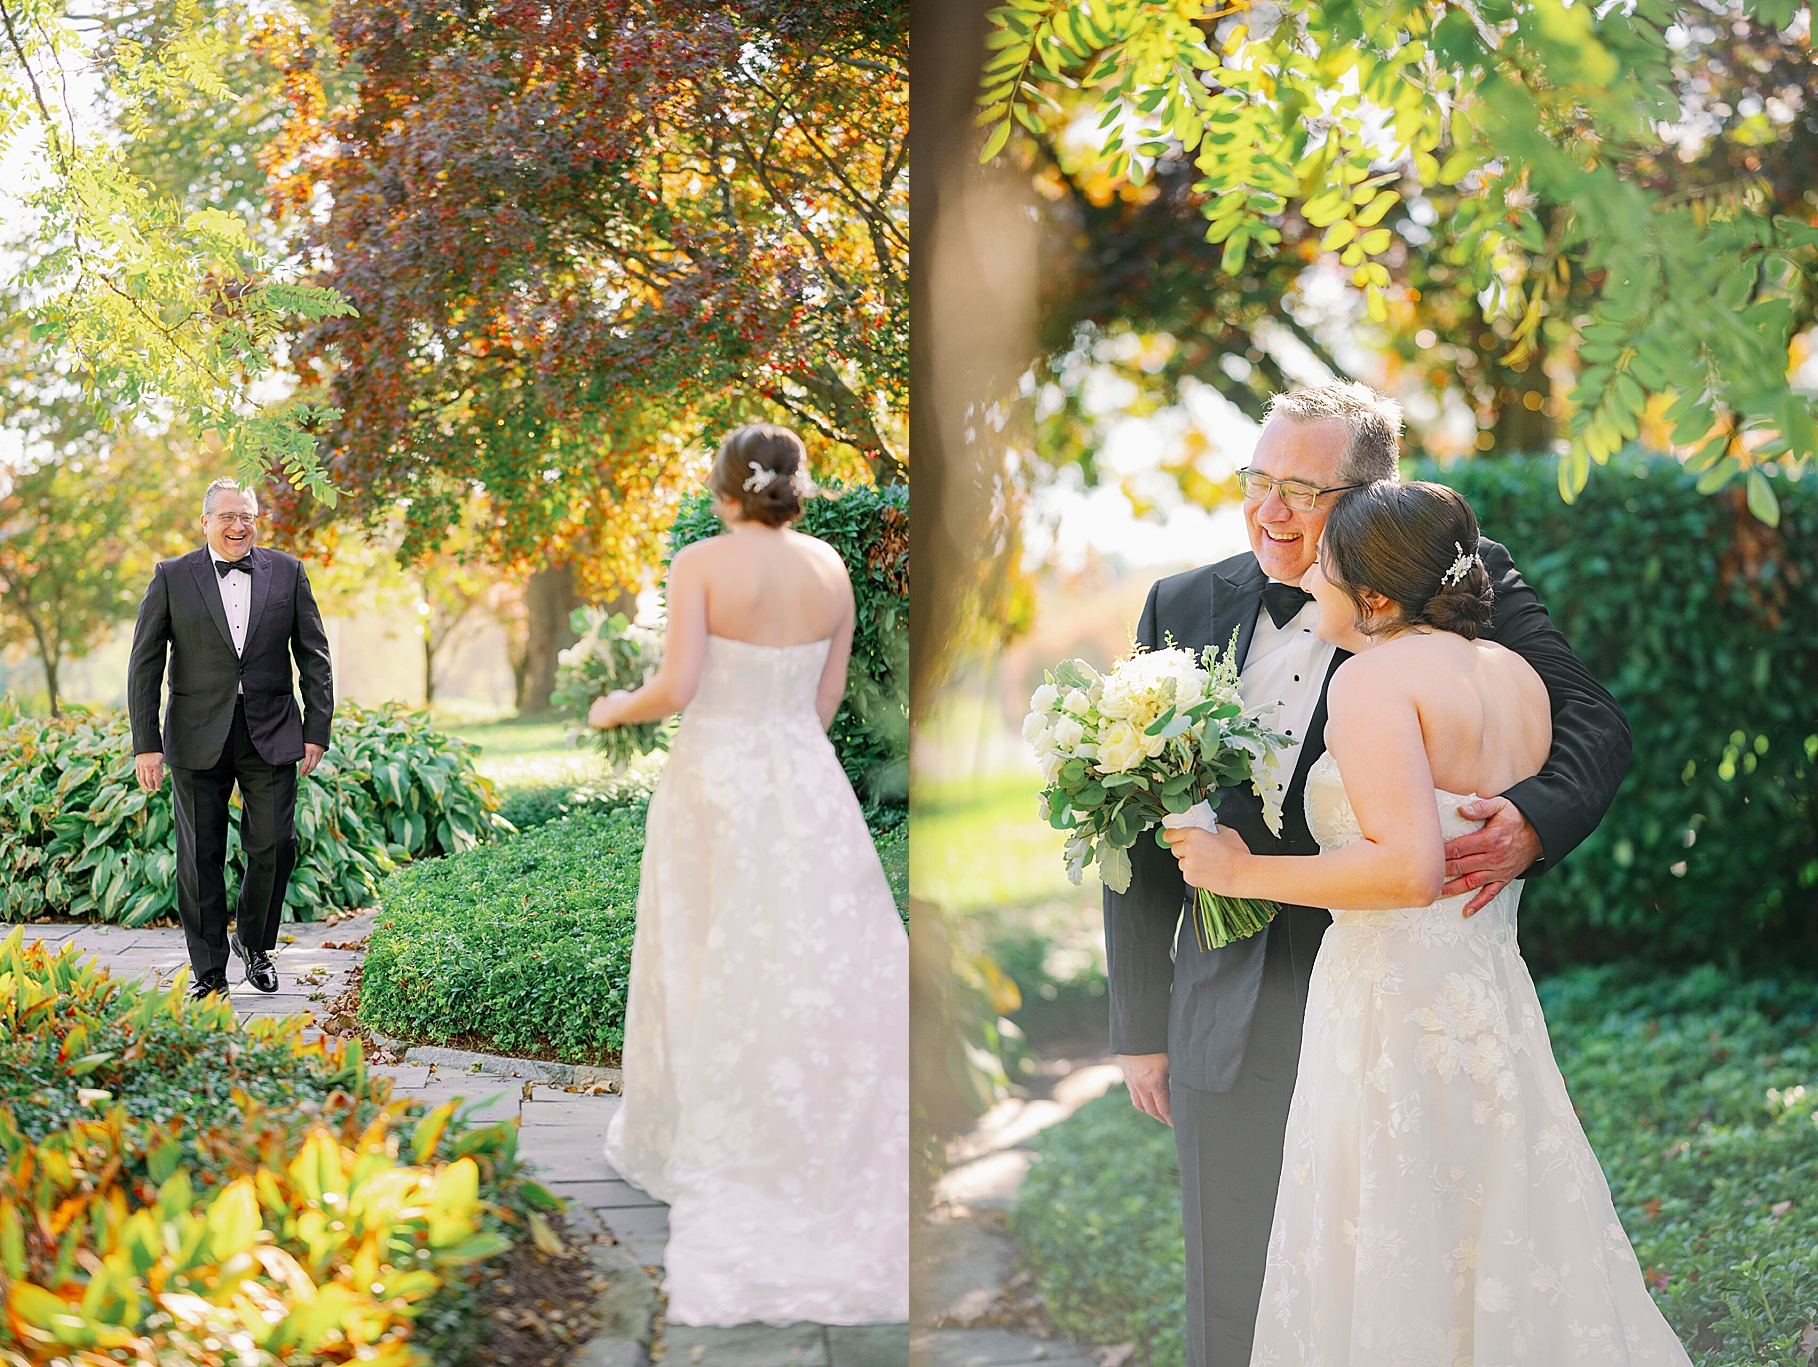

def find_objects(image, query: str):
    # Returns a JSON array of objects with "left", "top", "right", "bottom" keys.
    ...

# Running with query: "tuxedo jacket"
[
  {"left": 1103, "top": 538, "right": 1632, "bottom": 1092},
  {"left": 127, "top": 546, "right": 334, "bottom": 770}
]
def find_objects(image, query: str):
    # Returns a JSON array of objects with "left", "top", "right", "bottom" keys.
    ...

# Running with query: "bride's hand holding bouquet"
[{"left": 1025, "top": 630, "right": 1291, "bottom": 949}]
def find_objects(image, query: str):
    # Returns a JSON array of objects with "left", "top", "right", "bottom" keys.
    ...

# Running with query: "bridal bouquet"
[
  {"left": 551, "top": 607, "right": 674, "bottom": 770},
  {"left": 1025, "top": 631, "right": 1290, "bottom": 950}
]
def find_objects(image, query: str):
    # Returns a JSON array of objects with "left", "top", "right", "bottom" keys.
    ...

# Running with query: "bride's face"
[{"left": 1305, "top": 541, "right": 1382, "bottom": 652}]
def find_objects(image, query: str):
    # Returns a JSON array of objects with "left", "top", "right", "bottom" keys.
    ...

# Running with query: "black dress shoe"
[
  {"left": 187, "top": 973, "right": 230, "bottom": 1001},
  {"left": 230, "top": 929, "right": 280, "bottom": 994}
]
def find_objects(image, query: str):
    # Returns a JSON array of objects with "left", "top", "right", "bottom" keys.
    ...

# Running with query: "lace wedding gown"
[
  {"left": 1251, "top": 752, "right": 1690, "bottom": 1366},
  {"left": 603, "top": 635, "right": 908, "bottom": 1326}
]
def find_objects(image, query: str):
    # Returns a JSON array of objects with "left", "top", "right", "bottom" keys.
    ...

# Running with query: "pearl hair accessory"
[
  {"left": 1441, "top": 541, "right": 1481, "bottom": 587},
  {"left": 743, "top": 461, "right": 778, "bottom": 493}
]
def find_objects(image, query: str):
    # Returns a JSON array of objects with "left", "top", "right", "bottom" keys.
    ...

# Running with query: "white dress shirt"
[
  {"left": 1239, "top": 589, "right": 1336, "bottom": 812},
  {"left": 209, "top": 547, "right": 251, "bottom": 694}
]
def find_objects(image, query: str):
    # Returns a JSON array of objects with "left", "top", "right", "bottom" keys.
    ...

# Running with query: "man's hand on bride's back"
[
  {"left": 134, "top": 752, "right": 165, "bottom": 792},
  {"left": 1117, "top": 1053, "right": 1172, "bottom": 1126},
  {"left": 1443, "top": 796, "right": 1543, "bottom": 917}
]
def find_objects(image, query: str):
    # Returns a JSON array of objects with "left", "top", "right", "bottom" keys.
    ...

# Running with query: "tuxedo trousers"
[
  {"left": 170, "top": 697, "right": 298, "bottom": 980},
  {"left": 1171, "top": 903, "right": 1327, "bottom": 1367}
]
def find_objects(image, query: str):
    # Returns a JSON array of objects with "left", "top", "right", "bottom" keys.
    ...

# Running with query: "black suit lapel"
[
  {"left": 187, "top": 550, "right": 235, "bottom": 655},
  {"left": 244, "top": 546, "right": 273, "bottom": 650},
  {"left": 1209, "top": 559, "right": 1268, "bottom": 671}
]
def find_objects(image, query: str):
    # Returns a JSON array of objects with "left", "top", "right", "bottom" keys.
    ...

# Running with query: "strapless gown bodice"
[
  {"left": 684, "top": 633, "right": 831, "bottom": 726},
  {"left": 1302, "top": 749, "right": 1522, "bottom": 944}
]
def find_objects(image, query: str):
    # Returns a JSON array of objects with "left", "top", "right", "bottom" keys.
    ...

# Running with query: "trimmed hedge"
[
  {"left": 668, "top": 479, "right": 908, "bottom": 804},
  {"left": 359, "top": 807, "right": 646, "bottom": 1064},
  {"left": 0, "top": 700, "right": 509, "bottom": 925},
  {"left": 1416, "top": 453, "right": 1818, "bottom": 970},
  {"left": 361, "top": 802, "right": 913, "bottom": 1062},
  {"left": 1012, "top": 963, "right": 1818, "bottom": 1367},
  {"left": 0, "top": 927, "right": 554, "bottom": 1366}
]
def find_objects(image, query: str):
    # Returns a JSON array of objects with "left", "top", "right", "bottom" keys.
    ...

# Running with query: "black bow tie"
[
  {"left": 1260, "top": 581, "right": 1315, "bottom": 629},
  {"left": 216, "top": 558, "right": 252, "bottom": 577}
]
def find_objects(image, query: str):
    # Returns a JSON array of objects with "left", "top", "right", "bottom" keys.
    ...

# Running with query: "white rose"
[
  {"left": 1031, "top": 683, "right": 1060, "bottom": 714},
  {"left": 1063, "top": 688, "right": 1092, "bottom": 716},
  {"left": 1022, "top": 711, "right": 1050, "bottom": 743},
  {"left": 1142, "top": 726, "right": 1169, "bottom": 759},
  {"left": 1097, "top": 677, "right": 1134, "bottom": 720},
  {"left": 1053, "top": 716, "right": 1086, "bottom": 750},
  {"left": 1031, "top": 728, "right": 1060, "bottom": 758},
  {"left": 1040, "top": 750, "right": 1067, "bottom": 784},
  {"left": 1096, "top": 719, "right": 1147, "bottom": 773}
]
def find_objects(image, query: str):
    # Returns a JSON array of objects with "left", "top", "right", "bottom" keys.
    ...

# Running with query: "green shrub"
[
  {"left": 362, "top": 805, "right": 912, "bottom": 1061},
  {"left": 1413, "top": 453, "right": 1818, "bottom": 969},
  {"left": 668, "top": 479, "right": 908, "bottom": 804},
  {"left": 494, "top": 773, "right": 658, "bottom": 832},
  {"left": 0, "top": 700, "right": 510, "bottom": 925},
  {"left": 0, "top": 927, "right": 554, "bottom": 1367},
  {"left": 359, "top": 807, "right": 646, "bottom": 1064},
  {"left": 1011, "top": 963, "right": 1818, "bottom": 1366}
]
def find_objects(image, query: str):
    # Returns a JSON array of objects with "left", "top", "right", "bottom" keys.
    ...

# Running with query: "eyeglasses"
[
  {"left": 1235, "top": 469, "right": 1365, "bottom": 513},
  {"left": 208, "top": 513, "right": 260, "bottom": 527}
]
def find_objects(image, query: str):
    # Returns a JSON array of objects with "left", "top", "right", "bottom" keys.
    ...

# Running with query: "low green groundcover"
[
  {"left": 360, "top": 807, "right": 644, "bottom": 1065},
  {"left": 362, "top": 803, "right": 912, "bottom": 1064},
  {"left": 1013, "top": 964, "right": 1818, "bottom": 1366}
]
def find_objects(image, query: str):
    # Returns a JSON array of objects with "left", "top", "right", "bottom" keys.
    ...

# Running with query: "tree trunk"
[
  {"left": 423, "top": 631, "right": 436, "bottom": 708},
  {"left": 1491, "top": 354, "right": 1556, "bottom": 455},
  {"left": 24, "top": 612, "right": 60, "bottom": 718},
  {"left": 518, "top": 562, "right": 583, "bottom": 716}
]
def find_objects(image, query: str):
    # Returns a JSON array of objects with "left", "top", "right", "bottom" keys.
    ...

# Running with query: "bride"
[
  {"left": 1169, "top": 481, "right": 1689, "bottom": 1365},
  {"left": 586, "top": 423, "right": 908, "bottom": 1326}
]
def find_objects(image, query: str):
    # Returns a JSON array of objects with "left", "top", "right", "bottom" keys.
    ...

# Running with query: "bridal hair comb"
[
  {"left": 743, "top": 461, "right": 779, "bottom": 493},
  {"left": 1441, "top": 542, "right": 1481, "bottom": 587}
]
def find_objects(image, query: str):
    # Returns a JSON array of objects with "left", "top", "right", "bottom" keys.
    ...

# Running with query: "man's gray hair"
[
  {"left": 1266, "top": 382, "right": 1404, "bottom": 485},
  {"left": 202, "top": 477, "right": 257, "bottom": 514}
]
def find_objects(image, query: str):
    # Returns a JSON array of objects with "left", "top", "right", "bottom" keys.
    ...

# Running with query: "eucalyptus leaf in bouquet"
[
  {"left": 550, "top": 607, "right": 675, "bottom": 770},
  {"left": 1025, "top": 629, "right": 1291, "bottom": 950}
]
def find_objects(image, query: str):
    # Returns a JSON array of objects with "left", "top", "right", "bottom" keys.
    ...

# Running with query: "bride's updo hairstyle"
[
  {"left": 710, "top": 423, "right": 811, "bottom": 527},
  {"left": 1319, "top": 481, "right": 1495, "bottom": 639}
]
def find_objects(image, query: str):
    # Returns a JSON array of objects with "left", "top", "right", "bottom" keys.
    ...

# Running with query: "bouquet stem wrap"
[{"left": 1161, "top": 801, "right": 1280, "bottom": 952}]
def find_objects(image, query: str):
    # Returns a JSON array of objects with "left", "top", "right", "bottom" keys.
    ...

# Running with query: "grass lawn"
[
  {"left": 1012, "top": 962, "right": 1818, "bottom": 1367},
  {"left": 447, "top": 717, "right": 608, "bottom": 789},
  {"left": 911, "top": 771, "right": 1095, "bottom": 916}
]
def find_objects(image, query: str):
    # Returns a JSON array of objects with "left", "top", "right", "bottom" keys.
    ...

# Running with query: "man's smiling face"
[
  {"left": 202, "top": 487, "right": 260, "bottom": 561},
  {"left": 1243, "top": 417, "right": 1349, "bottom": 585}
]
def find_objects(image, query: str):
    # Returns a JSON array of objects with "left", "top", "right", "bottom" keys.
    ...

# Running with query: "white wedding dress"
[
  {"left": 603, "top": 634, "right": 908, "bottom": 1326},
  {"left": 1251, "top": 752, "right": 1691, "bottom": 1366}
]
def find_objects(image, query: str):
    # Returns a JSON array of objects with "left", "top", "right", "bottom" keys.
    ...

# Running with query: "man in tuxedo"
[
  {"left": 1105, "top": 383, "right": 1632, "bottom": 1367},
  {"left": 128, "top": 479, "right": 334, "bottom": 999}
]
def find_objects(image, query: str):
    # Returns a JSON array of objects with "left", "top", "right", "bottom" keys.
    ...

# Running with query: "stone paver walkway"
[
  {"left": 32, "top": 916, "right": 908, "bottom": 1367},
  {"left": 913, "top": 1064, "right": 1124, "bottom": 1367}
]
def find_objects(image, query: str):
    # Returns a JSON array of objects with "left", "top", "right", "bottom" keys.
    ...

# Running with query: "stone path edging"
[{"left": 368, "top": 1034, "right": 624, "bottom": 1090}]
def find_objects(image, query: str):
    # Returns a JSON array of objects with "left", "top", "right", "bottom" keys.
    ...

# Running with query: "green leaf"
[
  {"left": 1744, "top": 471, "right": 1779, "bottom": 527},
  {"left": 979, "top": 120, "right": 1012, "bottom": 163}
]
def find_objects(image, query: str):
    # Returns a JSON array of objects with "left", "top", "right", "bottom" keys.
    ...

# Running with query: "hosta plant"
[{"left": 0, "top": 701, "right": 510, "bottom": 925}]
